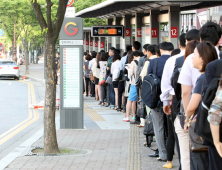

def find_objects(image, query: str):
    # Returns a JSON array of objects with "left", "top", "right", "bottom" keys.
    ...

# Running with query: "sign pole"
[{"left": 59, "top": 17, "right": 84, "bottom": 129}]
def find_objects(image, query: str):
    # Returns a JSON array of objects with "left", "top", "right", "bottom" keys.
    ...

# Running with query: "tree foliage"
[{"left": 74, "top": 0, "right": 107, "bottom": 27}]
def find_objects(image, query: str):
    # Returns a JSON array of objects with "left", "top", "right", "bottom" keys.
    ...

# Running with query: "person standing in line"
[
  {"left": 148, "top": 42, "right": 174, "bottom": 162},
  {"left": 106, "top": 47, "right": 116, "bottom": 109},
  {"left": 111, "top": 54, "right": 121, "bottom": 110},
  {"left": 178, "top": 22, "right": 221, "bottom": 170},
  {"left": 99, "top": 52, "right": 109, "bottom": 106},
  {"left": 123, "top": 51, "right": 141, "bottom": 122},
  {"left": 83, "top": 54, "right": 92, "bottom": 97},
  {"left": 92, "top": 52, "right": 102, "bottom": 101},
  {"left": 160, "top": 33, "right": 186, "bottom": 169},
  {"left": 88, "top": 51, "right": 97, "bottom": 97}
]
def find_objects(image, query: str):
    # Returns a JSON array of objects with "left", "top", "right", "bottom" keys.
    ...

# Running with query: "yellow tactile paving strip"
[{"left": 84, "top": 104, "right": 106, "bottom": 121}]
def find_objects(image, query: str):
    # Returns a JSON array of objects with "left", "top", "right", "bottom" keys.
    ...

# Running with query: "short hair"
[
  {"left": 112, "top": 54, "right": 121, "bottom": 62},
  {"left": 114, "top": 49, "right": 121, "bottom": 55},
  {"left": 143, "top": 44, "right": 150, "bottom": 51},
  {"left": 101, "top": 52, "right": 109, "bottom": 61},
  {"left": 133, "top": 41, "right": 141, "bottom": 50},
  {"left": 196, "top": 42, "right": 218, "bottom": 72},
  {"left": 84, "top": 52, "right": 87, "bottom": 56},
  {"left": 147, "top": 45, "right": 156, "bottom": 55},
  {"left": 123, "top": 52, "right": 127, "bottom": 57},
  {"left": 184, "top": 40, "right": 200, "bottom": 60},
  {"left": 57, "top": 52, "right": 60, "bottom": 55},
  {"left": 132, "top": 51, "right": 140, "bottom": 57},
  {"left": 85, "top": 54, "right": 92, "bottom": 61},
  {"left": 126, "top": 45, "right": 132, "bottom": 52},
  {"left": 179, "top": 33, "right": 186, "bottom": 47},
  {"left": 171, "top": 49, "right": 181, "bottom": 57},
  {"left": 86, "top": 50, "right": 89, "bottom": 53},
  {"left": 100, "top": 50, "right": 105, "bottom": 53},
  {"left": 200, "top": 22, "right": 222, "bottom": 46},
  {"left": 155, "top": 44, "right": 161, "bottom": 57},
  {"left": 159, "top": 42, "right": 174, "bottom": 51},
  {"left": 185, "top": 29, "right": 200, "bottom": 41},
  {"left": 91, "top": 51, "right": 97, "bottom": 58},
  {"left": 109, "top": 47, "right": 115, "bottom": 52}
]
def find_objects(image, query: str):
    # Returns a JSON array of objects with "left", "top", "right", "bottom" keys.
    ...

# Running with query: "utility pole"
[{"left": 13, "top": 20, "right": 17, "bottom": 63}]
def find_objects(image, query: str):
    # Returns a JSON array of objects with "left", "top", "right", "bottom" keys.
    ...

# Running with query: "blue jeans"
[{"left": 109, "top": 83, "right": 115, "bottom": 105}]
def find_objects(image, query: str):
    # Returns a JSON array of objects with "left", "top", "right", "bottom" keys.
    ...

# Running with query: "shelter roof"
[{"left": 75, "top": 0, "right": 222, "bottom": 19}]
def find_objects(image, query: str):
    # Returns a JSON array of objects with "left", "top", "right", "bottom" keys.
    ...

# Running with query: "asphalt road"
[{"left": 0, "top": 79, "right": 45, "bottom": 160}]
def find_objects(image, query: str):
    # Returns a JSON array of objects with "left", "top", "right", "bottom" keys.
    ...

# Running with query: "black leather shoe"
[
  {"left": 149, "top": 151, "right": 159, "bottom": 157},
  {"left": 130, "top": 120, "right": 140, "bottom": 124}
]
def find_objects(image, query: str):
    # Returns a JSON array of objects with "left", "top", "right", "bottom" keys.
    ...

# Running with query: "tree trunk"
[
  {"left": 24, "top": 41, "right": 29, "bottom": 74},
  {"left": 44, "top": 41, "right": 47, "bottom": 79},
  {"left": 44, "top": 35, "right": 59, "bottom": 153}
]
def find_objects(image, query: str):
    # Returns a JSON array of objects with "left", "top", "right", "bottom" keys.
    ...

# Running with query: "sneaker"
[
  {"left": 110, "top": 105, "right": 115, "bottom": 109},
  {"left": 105, "top": 103, "right": 110, "bottom": 107},
  {"left": 132, "top": 117, "right": 136, "bottom": 120},
  {"left": 123, "top": 117, "right": 130, "bottom": 122}
]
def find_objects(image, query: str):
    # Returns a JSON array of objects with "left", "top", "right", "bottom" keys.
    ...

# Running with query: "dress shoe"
[
  {"left": 149, "top": 151, "right": 159, "bottom": 157},
  {"left": 130, "top": 120, "right": 140, "bottom": 124},
  {"left": 163, "top": 162, "right": 173, "bottom": 169},
  {"left": 157, "top": 157, "right": 167, "bottom": 162}
]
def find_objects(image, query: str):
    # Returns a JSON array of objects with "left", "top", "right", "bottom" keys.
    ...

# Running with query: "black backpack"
[
  {"left": 194, "top": 60, "right": 222, "bottom": 145},
  {"left": 141, "top": 59, "right": 161, "bottom": 109},
  {"left": 171, "top": 56, "right": 184, "bottom": 100}
]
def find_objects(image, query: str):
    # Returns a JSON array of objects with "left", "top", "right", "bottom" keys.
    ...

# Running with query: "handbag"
[
  {"left": 135, "top": 76, "right": 142, "bottom": 88},
  {"left": 188, "top": 116, "right": 208, "bottom": 152},
  {"left": 136, "top": 99, "right": 147, "bottom": 119},
  {"left": 177, "top": 100, "right": 186, "bottom": 129},
  {"left": 143, "top": 112, "right": 154, "bottom": 136},
  {"left": 115, "top": 70, "right": 124, "bottom": 81},
  {"left": 105, "top": 75, "right": 112, "bottom": 84}
]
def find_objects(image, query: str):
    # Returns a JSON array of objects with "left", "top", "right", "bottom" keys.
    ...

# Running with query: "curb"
[{"left": 19, "top": 75, "right": 45, "bottom": 86}]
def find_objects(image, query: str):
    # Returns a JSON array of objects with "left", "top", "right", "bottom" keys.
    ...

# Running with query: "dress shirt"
[
  {"left": 160, "top": 50, "right": 185, "bottom": 106},
  {"left": 88, "top": 58, "right": 96, "bottom": 70},
  {"left": 120, "top": 55, "right": 127, "bottom": 70},
  {"left": 178, "top": 46, "right": 220, "bottom": 91}
]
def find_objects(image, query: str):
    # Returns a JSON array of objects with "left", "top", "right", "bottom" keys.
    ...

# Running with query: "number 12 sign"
[{"left": 171, "top": 27, "right": 178, "bottom": 38}]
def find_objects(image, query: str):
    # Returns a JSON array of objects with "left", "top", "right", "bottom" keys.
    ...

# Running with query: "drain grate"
[{"left": 24, "top": 146, "right": 91, "bottom": 157}]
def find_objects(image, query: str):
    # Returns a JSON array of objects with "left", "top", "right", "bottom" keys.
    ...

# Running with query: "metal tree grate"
[{"left": 24, "top": 146, "right": 91, "bottom": 157}]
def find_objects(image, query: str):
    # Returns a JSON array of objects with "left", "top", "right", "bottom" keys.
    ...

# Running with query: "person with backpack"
[
  {"left": 123, "top": 51, "right": 140, "bottom": 122},
  {"left": 185, "top": 42, "right": 218, "bottom": 170},
  {"left": 145, "top": 42, "right": 174, "bottom": 162},
  {"left": 208, "top": 79, "right": 222, "bottom": 169},
  {"left": 178, "top": 22, "right": 221, "bottom": 170}
]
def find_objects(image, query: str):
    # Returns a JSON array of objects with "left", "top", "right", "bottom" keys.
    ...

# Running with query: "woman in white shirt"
[
  {"left": 92, "top": 52, "right": 102, "bottom": 102},
  {"left": 111, "top": 54, "right": 121, "bottom": 110}
]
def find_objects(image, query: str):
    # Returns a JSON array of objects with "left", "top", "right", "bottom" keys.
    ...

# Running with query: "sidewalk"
[{"left": 5, "top": 62, "right": 180, "bottom": 170}]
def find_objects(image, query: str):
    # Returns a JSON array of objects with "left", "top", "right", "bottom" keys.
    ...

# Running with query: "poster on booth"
[
  {"left": 100, "top": 42, "right": 104, "bottom": 48},
  {"left": 171, "top": 27, "right": 178, "bottom": 38}
]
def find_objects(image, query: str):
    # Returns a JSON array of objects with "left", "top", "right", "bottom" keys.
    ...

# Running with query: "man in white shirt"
[
  {"left": 160, "top": 33, "right": 186, "bottom": 169},
  {"left": 177, "top": 22, "right": 221, "bottom": 170}
]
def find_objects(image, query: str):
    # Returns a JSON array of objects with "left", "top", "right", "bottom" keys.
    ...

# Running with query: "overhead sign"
[
  {"left": 91, "top": 26, "right": 124, "bottom": 37},
  {"left": 67, "top": 0, "right": 74, "bottom": 7},
  {"left": 171, "top": 27, "right": 178, "bottom": 38},
  {"left": 125, "top": 29, "right": 130, "bottom": 36},
  {"left": 151, "top": 28, "right": 158, "bottom": 38}
]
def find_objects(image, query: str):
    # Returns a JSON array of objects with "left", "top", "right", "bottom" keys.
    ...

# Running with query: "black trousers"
[
  {"left": 90, "top": 81, "right": 95, "bottom": 96},
  {"left": 85, "top": 77, "right": 90, "bottom": 95},
  {"left": 209, "top": 145, "right": 222, "bottom": 170},
  {"left": 118, "top": 81, "right": 125, "bottom": 109},
  {"left": 190, "top": 151, "right": 208, "bottom": 170},
  {"left": 171, "top": 96, "right": 181, "bottom": 170},
  {"left": 166, "top": 115, "right": 175, "bottom": 161}
]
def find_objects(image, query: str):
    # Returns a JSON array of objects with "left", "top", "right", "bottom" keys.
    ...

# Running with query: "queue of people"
[{"left": 83, "top": 21, "right": 222, "bottom": 170}]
